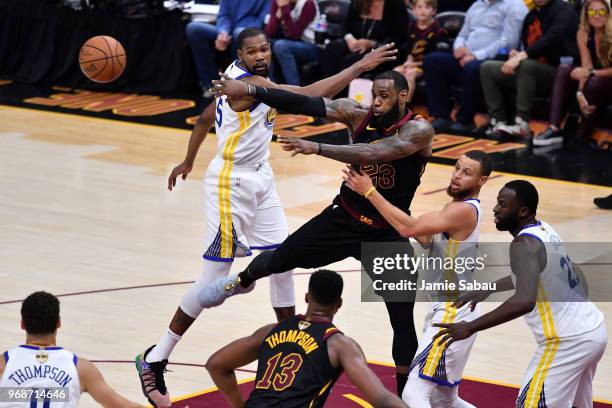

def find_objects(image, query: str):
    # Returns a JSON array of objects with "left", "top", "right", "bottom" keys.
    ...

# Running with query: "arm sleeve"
[
  {"left": 282, "top": 1, "right": 317, "bottom": 39},
  {"left": 254, "top": 86, "right": 327, "bottom": 117}
]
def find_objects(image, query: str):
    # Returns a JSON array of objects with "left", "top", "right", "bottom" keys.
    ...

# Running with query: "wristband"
[{"left": 364, "top": 186, "right": 376, "bottom": 199}]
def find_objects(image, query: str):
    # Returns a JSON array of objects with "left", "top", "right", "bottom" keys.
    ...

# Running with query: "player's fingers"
[
  {"left": 432, "top": 329, "right": 448, "bottom": 341},
  {"left": 182, "top": 173, "right": 188, "bottom": 180},
  {"left": 219, "top": 72, "right": 232, "bottom": 81},
  {"left": 451, "top": 299, "right": 463, "bottom": 308},
  {"left": 432, "top": 322, "right": 449, "bottom": 329},
  {"left": 445, "top": 338, "right": 455, "bottom": 347}
]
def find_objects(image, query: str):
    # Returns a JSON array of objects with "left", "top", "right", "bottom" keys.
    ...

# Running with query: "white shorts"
[
  {"left": 409, "top": 302, "right": 481, "bottom": 386},
  {"left": 515, "top": 322, "right": 607, "bottom": 408},
  {"left": 203, "top": 157, "right": 287, "bottom": 262}
]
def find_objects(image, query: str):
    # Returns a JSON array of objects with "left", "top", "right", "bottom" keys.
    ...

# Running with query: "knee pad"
[{"left": 180, "top": 260, "right": 232, "bottom": 318}]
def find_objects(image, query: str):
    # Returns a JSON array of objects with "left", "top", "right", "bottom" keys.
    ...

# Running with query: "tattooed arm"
[
  {"left": 279, "top": 116, "right": 434, "bottom": 165},
  {"left": 316, "top": 118, "right": 433, "bottom": 164}
]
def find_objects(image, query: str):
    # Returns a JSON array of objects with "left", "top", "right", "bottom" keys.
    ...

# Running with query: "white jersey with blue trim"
[
  {"left": 428, "top": 198, "right": 481, "bottom": 305},
  {"left": 514, "top": 220, "right": 604, "bottom": 343},
  {"left": 0, "top": 345, "right": 80, "bottom": 408},
  {"left": 213, "top": 60, "right": 276, "bottom": 166}
]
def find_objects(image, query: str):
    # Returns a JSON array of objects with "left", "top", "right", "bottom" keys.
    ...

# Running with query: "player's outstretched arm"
[
  {"left": 452, "top": 275, "right": 516, "bottom": 311},
  {"left": 433, "top": 235, "right": 545, "bottom": 346},
  {"left": 239, "top": 43, "right": 398, "bottom": 99},
  {"left": 328, "top": 335, "right": 407, "bottom": 408},
  {"left": 77, "top": 358, "right": 146, "bottom": 408},
  {"left": 315, "top": 118, "right": 433, "bottom": 164},
  {"left": 206, "top": 324, "right": 276, "bottom": 408},
  {"left": 343, "top": 165, "right": 475, "bottom": 242},
  {"left": 211, "top": 75, "right": 369, "bottom": 131},
  {"left": 167, "top": 101, "right": 216, "bottom": 191}
]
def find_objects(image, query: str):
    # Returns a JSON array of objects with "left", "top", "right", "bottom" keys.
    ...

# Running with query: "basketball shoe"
[{"left": 135, "top": 346, "right": 171, "bottom": 408}]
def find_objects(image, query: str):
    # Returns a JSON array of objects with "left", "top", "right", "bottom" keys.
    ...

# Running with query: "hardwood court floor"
[{"left": 1, "top": 105, "right": 611, "bottom": 407}]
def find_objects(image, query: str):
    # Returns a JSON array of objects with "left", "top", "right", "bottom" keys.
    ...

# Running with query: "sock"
[
  {"left": 146, "top": 329, "right": 182, "bottom": 363},
  {"left": 396, "top": 372, "right": 408, "bottom": 397}
]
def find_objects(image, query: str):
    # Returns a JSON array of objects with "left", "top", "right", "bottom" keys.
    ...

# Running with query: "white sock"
[{"left": 146, "top": 329, "right": 182, "bottom": 363}]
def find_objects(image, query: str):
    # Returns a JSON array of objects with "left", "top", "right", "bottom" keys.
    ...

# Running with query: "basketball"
[{"left": 79, "top": 36, "right": 126, "bottom": 83}]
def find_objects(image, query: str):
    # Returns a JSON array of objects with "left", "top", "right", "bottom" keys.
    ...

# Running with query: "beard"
[
  {"left": 243, "top": 61, "right": 269, "bottom": 77},
  {"left": 446, "top": 185, "right": 474, "bottom": 200},
  {"left": 372, "top": 102, "right": 401, "bottom": 131},
  {"left": 494, "top": 215, "right": 519, "bottom": 231}
]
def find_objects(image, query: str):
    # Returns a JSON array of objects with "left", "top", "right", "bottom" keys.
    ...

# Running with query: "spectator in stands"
[
  {"left": 394, "top": 0, "right": 448, "bottom": 100},
  {"left": 424, "top": 0, "right": 528, "bottom": 131},
  {"left": 480, "top": 0, "right": 579, "bottom": 138},
  {"left": 320, "top": 0, "right": 409, "bottom": 79},
  {"left": 265, "top": 0, "right": 320, "bottom": 85},
  {"left": 533, "top": 0, "right": 612, "bottom": 146},
  {"left": 186, "top": 0, "right": 271, "bottom": 96}
]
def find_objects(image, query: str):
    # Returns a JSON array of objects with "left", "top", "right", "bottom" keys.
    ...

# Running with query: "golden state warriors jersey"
[
  {"left": 428, "top": 198, "right": 482, "bottom": 304},
  {"left": 0, "top": 346, "right": 81, "bottom": 408},
  {"left": 214, "top": 61, "right": 277, "bottom": 165},
  {"left": 515, "top": 221, "right": 604, "bottom": 342}
]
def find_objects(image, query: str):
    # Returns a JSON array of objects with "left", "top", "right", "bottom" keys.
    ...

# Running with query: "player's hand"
[
  {"left": 452, "top": 290, "right": 490, "bottom": 311},
  {"left": 211, "top": 73, "right": 249, "bottom": 98},
  {"left": 342, "top": 165, "right": 373, "bottom": 195},
  {"left": 431, "top": 321, "right": 474, "bottom": 347},
  {"left": 277, "top": 136, "right": 318, "bottom": 156},
  {"left": 168, "top": 161, "right": 193, "bottom": 191},
  {"left": 356, "top": 43, "right": 398, "bottom": 72}
]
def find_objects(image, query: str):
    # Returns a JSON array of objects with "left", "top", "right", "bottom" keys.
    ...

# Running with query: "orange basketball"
[{"left": 79, "top": 36, "right": 126, "bottom": 83}]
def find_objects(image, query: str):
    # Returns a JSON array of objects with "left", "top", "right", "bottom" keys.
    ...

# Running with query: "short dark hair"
[
  {"left": 504, "top": 180, "right": 539, "bottom": 215},
  {"left": 308, "top": 270, "right": 343, "bottom": 306},
  {"left": 237, "top": 27, "right": 268, "bottom": 49},
  {"left": 21, "top": 291, "right": 60, "bottom": 335},
  {"left": 374, "top": 70, "right": 409, "bottom": 92},
  {"left": 464, "top": 150, "right": 494, "bottom": 176}
]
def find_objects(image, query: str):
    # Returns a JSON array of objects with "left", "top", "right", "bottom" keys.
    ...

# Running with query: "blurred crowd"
[{"left": 185, "top": 0, "right": 612, "bottom": 147}]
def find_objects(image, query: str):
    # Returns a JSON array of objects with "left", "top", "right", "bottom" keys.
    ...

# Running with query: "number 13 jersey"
[{"left": 245, "top": 316, "right": 342, "bottom": 408}]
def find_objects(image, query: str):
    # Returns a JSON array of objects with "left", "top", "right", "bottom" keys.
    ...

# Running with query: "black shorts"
[{"left": 266, "top": 203, "right": 412, "bottom": 274}]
